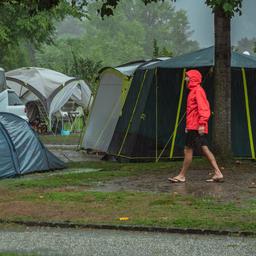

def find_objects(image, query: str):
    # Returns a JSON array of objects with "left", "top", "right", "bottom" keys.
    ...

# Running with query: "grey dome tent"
[
  {"left": 0, "top": 112, "right": 65, "bottom": 178},
  {"left": 81, "top": 58, "right": 169, "bottom": 153},
  {"left": 87, "top": 46, "right": 256, "bottom": 161}
]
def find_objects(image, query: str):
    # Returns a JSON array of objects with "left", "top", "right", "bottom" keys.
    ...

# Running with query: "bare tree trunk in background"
[
  {"left": 212, "top": 7, "right": 232, "bottom": 158},
  {"left": 26, "top": 42, "right": 37, "bottom": 66}
]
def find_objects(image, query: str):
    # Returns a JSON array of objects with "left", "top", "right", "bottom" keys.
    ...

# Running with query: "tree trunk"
[
  {"left": 26, "top": 42, "right": 37, "bottom": 66},
  {"left": 212, "top": 7, "right": 232, "bottom": 158}
]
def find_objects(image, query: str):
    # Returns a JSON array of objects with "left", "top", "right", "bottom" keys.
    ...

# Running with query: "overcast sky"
[{"left": 173, "top": 0, "right": 255, "bottom": 47}]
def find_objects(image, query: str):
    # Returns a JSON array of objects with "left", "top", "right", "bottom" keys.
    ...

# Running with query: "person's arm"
[{"left": 196, "top": 87, "right": 210, "bottom": 133}]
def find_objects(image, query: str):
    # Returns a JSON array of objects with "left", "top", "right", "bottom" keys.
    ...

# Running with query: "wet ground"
[
  {"left": 89, "top": 168, "right": 256, "bottom": 202},
  {"left": 46, "top": 145, "right": 101, "bottom": 162},
  {"left": 46, "top": 145, "right": 256, "bottom": 202}
]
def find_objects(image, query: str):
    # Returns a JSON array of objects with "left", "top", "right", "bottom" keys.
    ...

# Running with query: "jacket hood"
[{"left": 186, "top": 70, "right": 202, "bottom": 90}]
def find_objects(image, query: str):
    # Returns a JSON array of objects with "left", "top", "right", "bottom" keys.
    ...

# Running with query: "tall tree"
[
  {"left": 96, "top": 0, "right": 243, "bottom": 158},
  {"left": 206, "top": 0, "right": 242, "bottom": 158}
]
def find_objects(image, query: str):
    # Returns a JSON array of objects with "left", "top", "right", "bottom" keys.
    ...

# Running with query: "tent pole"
[
  {"left": 155, "top": 68, "right": 158, "bottom": 162},
  {"left": 48, "top": 116, "right": 52, "bottom": 132},
  {"left": 241, "top": 68, "right": 255, "bottom": 159},
  {"left": 169, "top": 68, "right": 186, "bottom": 159}
]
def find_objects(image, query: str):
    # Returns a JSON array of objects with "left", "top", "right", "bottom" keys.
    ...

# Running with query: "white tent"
[{"left": 5, "top": 67, "right": 93, "bottom": 124}]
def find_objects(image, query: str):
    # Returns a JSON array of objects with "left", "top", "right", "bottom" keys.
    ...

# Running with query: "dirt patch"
[
  {"left": 0, "top": 201, "right": 102, "bottom": 221},
  {"left": 88, "top": 168, "right": 256, "bottom": 202}
]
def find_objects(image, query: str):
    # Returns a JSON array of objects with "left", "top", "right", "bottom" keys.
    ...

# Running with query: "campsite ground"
[
  {"left": 39, "top": 134, "right": 81, "bottom": 145},
  {"left": 0, "top": 157, "right": 255, "bottom": 234}
]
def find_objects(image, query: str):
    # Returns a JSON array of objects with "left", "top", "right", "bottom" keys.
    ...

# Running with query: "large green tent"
[
  {"left": 85, "top": 47, "right": 256, "bottom": 161},
  {"left": 81, "top": 59, "right": 168, "bottom": 153}
]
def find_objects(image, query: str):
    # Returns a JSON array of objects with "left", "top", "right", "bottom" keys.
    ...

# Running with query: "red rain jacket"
[{"left": 186, "top": 70, "right": 210, "bottom": 134}]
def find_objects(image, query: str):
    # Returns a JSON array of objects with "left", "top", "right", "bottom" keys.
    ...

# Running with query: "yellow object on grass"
[{"left": 119, "top": 217, "right": 129, "bottom": 221}]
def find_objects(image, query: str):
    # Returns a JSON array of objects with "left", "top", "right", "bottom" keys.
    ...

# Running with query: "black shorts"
[{"left": 185, "top": 130, "right": 208, "bottom": 150}]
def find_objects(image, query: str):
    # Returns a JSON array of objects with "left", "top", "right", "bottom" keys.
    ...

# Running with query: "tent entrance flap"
[{"left": 82, "top": 70, "right": 124, "bottom": 152}]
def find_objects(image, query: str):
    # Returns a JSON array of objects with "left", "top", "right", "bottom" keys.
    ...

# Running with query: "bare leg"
[
  {"left": 201, "top": 146, "right": 223, "bottom": 178},
  {"left": 169, "top": 147, "right": 193, "bottom": 181}
]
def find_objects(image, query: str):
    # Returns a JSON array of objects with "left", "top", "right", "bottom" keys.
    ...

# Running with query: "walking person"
[{"left": 168, "top": 70, "right": 224, "bottom": 183}]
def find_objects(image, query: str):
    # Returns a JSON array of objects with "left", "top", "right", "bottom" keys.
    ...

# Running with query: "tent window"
[{"left": 8, "top": 91, "right": 23, "bottom": 106}]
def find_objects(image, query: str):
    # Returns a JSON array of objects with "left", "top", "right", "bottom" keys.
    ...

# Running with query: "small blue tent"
[{"left": 0, "top": 112, "right": 65, "bottom": 178}]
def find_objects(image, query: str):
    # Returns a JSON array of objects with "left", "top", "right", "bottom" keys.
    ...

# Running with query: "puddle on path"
[{"left": 89, "top": 169, "right": 256, "bottom": 202}]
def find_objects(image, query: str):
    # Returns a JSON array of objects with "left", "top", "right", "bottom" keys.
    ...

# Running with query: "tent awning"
[{"left": 5, "top": 67, "right": 93, "bottom": 114}]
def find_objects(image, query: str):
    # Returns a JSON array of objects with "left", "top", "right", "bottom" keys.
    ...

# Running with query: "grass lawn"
[
  {"left": 0, "top": 160, "right": 255, "bottom": 233},
  {"left": 39, "top": 134, "right": 81, "bottom": 145}
]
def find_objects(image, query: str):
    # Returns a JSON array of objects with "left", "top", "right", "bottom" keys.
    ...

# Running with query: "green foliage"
[
  {"left": 0, "top": 0, "right": 86, "bottom": 69},
  {"left": 1, "top": 42, "right": 31, "bottom": 70},
  {"left": 35, "top": 37, "right": 103, "bottom": 91},
  {"left": 36, "top": 38, "right": 76, "bottom": 73},
  {"left": 117, "top": 0, "right": 198, "bottom": 56},
  {"left": 36, "top": 0, "right": 198, "bottom": 76},
  {"left": 205, "top": 0, "right": 242, "bottom": 16},
  {"left": 235, "top": 37, "right": 256, "bottom": 55},
  {"left": 96, "top": 0, "right": 243, "bottom": 18},
  {"left": 71, "top": 53, "right": 103, "bottom": 91},
  {"left": 153, "top": 39, "right": 160, "bottom": 58},
  {"left": 0, "top": 0, "right": 88, "bottom": 16},
  {"left": 161, "top": 47, "right": 173, "bottom": 57},
  {"left": 153, "top": 39, "right": 173, "bottom": 58}
]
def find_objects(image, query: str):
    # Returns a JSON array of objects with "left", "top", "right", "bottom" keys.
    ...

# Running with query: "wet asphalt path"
[{"left": 0, "top": 228, "right": 255, "bottom": 256}]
